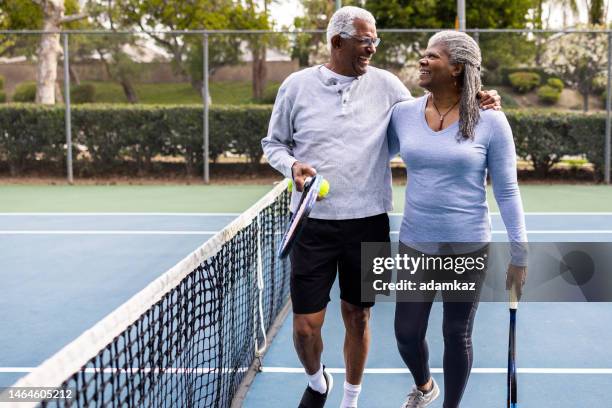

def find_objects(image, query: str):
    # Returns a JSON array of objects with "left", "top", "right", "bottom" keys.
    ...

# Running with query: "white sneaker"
[{"left": 400, "top": 378, "right": 440, "bottom": 407}]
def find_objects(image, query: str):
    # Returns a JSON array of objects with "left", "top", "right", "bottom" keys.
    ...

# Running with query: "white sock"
[
  {"left": 306, "top": 364, "right": 327, "bottom": 394},
  {"left": 340, "top": 381, "right": 362, "bottom": 408}
]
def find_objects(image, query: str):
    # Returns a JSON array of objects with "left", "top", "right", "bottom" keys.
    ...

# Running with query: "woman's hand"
[{"left": 506, "top": 264, "right": 527, "bottom": 299}]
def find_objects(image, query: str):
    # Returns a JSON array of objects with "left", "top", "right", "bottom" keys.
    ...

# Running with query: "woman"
[{"left": 388, "top": 31, "right": 528, "bottom": 408}]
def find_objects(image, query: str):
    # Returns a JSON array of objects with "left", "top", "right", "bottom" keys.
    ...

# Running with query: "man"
[{"left": 262, "top": 6, "right": 500, "bottom": 408}]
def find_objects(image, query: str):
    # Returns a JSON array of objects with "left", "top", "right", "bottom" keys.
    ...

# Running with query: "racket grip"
[{"left": 509, "top": 283, "right": 519, "bottom": 310}]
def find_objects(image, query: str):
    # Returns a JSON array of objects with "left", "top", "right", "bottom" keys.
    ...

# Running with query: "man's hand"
[
  {"left": 506, "top": 264, "right": 527, "bottom": 300},
  {"left": 291, "top": 161, "right": 317, "bottom": 192},
  {"left": 478, "top": 89, "right": 502, "bottom": 111}
]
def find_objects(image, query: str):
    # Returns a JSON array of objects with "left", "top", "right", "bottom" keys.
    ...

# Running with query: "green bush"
[
  {"left": 592, "top": 75, "right": 607, "bottom": 95},
  {"left": 501, "top": 68, "right": 552, "bottom": 87},
  {"left": 71, "top": 84, "right": 96, "bottom": 104},
  {"left": 0, "top": 92, "right": 6, "bottom": 103},
  {"left": 508, "top": 72, "right": 541, "bottom": 93},
  {"left": 537, "top": 85, "right": 561, "bottom": 105},
  {"left": 12, "top": 82, "right": 37, "bottom": 102},
  {"left": 546, "top": 78, "right": 564, "bottom": 92},
  {"left": 0, "top": 75, "right": 4, "bottom": 90}
]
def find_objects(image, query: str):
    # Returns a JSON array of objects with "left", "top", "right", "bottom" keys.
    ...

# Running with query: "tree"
[
  {"left": 543, "top": 26, "right": 607, "bottom": 111},
  {"left": 292, "top": 0, "right": 336, "bottom": 67},
  {"left": 110, "top": 0, "right": 276, "bottom": 101},
  {"left": 547, "top": 0, "right": 579, "bottom": 27},
  {"left": 0, "top": 0, "right": 42, "bottom": 57},
  {"left": 0, "top": 0, "right": 85, "bottom": 104},
  {"left": 586, "top": 0, "right": 607, "bottom": 24},
  {"left": 363, "top": 0, "right": 537, "bottom": 79},
  {"left": 85, "top": 1, "right": 147, "bottom": 103},
  {"left": 33, "top": 0, "right": 87, "bottom": 104}
]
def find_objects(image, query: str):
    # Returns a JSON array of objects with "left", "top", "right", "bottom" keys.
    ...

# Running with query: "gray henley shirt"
[{"left": 262, "top": 65, "right": 412, "bottom": 219}]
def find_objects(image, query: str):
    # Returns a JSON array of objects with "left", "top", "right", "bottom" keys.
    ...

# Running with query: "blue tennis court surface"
[{"left": 1, "top": 212, "right": 611, "bottom": 407}]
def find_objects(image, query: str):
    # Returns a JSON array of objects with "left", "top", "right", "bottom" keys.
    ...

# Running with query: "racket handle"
[{"left": 509, "top": 283, "right": 519, "bottom": 310}]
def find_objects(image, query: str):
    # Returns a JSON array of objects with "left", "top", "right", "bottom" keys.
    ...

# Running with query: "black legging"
[{"left": 394, "top": 244, "right": 487, "bottom": 408}]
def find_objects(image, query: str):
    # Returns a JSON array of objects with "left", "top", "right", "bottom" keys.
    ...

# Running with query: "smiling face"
[
  {"left": 418, "top": 44, "right": 462, "bottom": 92},
  {"left": 333, "top": 18, "right": 377, "bottom": 76}
]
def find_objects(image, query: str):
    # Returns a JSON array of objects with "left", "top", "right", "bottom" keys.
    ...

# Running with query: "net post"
[
  {"left": 605, "top": 31, "right": 612, "bottom": 185},
  {"left": 202, "top": 33, "right": 210, "bottom": 184},
  {"left": 63, "top": 33, "right": 74, "bottom": 185},
  {"left": 335, "top": 0, "right": 341, "bottom": 11}
]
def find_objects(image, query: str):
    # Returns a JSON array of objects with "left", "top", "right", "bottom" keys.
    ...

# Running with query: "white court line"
[
  {"left": 0, "top": 213, "right": 240, "bottom": 217},
  {"left": 2, "top": 230, "right": 612, "bottom": 235},
  {"left": 387, "top": 230, "right": 612, "bottom": 235},
  {"left": 389, "top": 212, "right": 612, "bottom": 216},
  {"left": 1, "top": 367, "right": 611, "bottom": 375},
  {"left": 260, "top": 367, "right": 612, "bottom": 375},
  {"left": 0, "top": 230, "right": 218, "bottom": 235},
  {"left": 1, "top": 212, "right": 612, "bottom": 217}
]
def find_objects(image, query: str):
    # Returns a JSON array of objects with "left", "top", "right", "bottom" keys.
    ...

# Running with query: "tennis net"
[{"left": 2, "top": 181, "right": 291, "bottom": 408}]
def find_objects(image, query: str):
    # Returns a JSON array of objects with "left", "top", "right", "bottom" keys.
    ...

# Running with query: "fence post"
[
  {"left": 203, "top": 33, "right": 210, "bottom": 184},
  {"left": 457, "top": 0, "right": 466, "bottom": 31},
  {"left": 63, "top": 33, "right": 73, "bottom": 185},
  {"left": 606, "top": 31, "right": 612, "bottom": 185}
]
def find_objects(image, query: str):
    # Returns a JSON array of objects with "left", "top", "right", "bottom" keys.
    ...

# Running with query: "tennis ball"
[
  {"left": 287, "top": 179, "right": 293, "bottom": 193},
  {"left": 318, "top": 179, "right": 330, "bottom": 199}
]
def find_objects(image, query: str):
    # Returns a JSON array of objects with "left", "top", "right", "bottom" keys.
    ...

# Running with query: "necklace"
[{"left": 430, "top": 95, "right": 460, "bottom": 131}]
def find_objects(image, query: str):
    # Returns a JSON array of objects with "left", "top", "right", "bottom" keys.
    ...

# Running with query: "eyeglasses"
[{"left": 339, "top": 32, "right": 381, "bottom": 47}]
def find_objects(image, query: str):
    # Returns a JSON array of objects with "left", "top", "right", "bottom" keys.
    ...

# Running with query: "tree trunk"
[
  {"left": 69, "top": 65, "right": 81, "bottom": 85},
  {"left": 36, "top": 0, "right": 64, "bottom": 105},
  {"left": 583, "top": 92, "right": 589, "bottom": 112},
  {"left": 120, "top": 77, "right": 138, "bottom": 104},
  {"left": 252, "top": 44, "right": 267, "bottom": 101}
]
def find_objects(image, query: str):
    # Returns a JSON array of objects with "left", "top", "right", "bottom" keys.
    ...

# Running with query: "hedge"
[
  {"left": 0, "top": 104, "right": 271, "bottom": 176},
  {"left": 0, "top": 105, "right": 609, "bottom": 179},
  {"left": 507, "top": 109, "right": 607, "bottom": 179}
]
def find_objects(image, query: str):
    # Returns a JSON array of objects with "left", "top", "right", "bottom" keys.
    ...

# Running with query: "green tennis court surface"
[{"left": 1, "top": 184, "right": 612, "bottom": 212}]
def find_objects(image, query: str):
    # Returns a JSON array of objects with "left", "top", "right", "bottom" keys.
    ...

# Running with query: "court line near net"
[
  {"left": 261, "top": 367, "right": 612, "bottom": 375},
  {"left": 0, "top": 230, "right": 219, "bottom": 235},
  {"left": 2, "top": 230, "right": 612, "bottom": 235},
  {"left": 0, "top": 213, "right": 241, "bottom": 216},
  {"left": 1, "top": 367, "right": 611, "bottom": 375},
  {"left": 1, "top": 212, "right": 612, "bottom": 216}
]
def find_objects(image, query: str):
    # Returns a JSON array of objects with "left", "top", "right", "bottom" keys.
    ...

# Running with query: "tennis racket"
[
  {"left": 278, "top": 175, "right": 324, "bottom": 259},
  {"left": 507, "top": 283, "right": 518, "bottom": 408}
]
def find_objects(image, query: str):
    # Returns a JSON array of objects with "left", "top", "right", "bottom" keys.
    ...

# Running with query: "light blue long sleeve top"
[
  {"left": 262, "top": 65, "right": 412, "bottom": 219},
  {"left": 388, "top": 96, "right": 528, "bottom": 266}
]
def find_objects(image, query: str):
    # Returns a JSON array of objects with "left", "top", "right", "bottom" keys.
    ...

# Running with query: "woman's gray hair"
[
  {"left": 326, "top": 6, "right": 376, "bottom": 50},
  {"left": 428, "top": 30, "right": 482, "bottom": 141}
]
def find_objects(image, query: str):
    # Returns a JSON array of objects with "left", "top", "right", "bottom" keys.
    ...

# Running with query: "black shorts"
[{"left": 289, "top": 213, "right": 390, "bottom": 314}]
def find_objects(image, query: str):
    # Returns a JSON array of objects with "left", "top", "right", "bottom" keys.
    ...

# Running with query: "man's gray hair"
[
  {"left": 428, "top": 30, "right": 482, "bottom": 141},
  {"left": 326, "top": 6, "right": 376, "bottom": 50}
]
